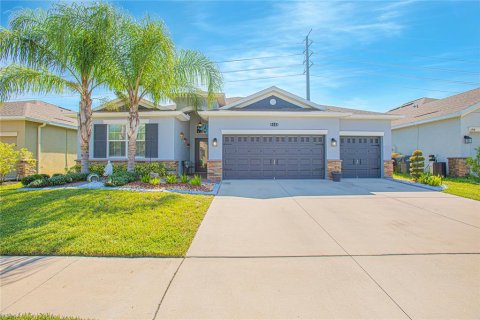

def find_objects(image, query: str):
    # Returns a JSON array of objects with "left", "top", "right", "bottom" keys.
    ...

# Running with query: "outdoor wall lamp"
[
  {"left": 331, "top": 138, "right": 337, "bottom": 147},
  {"left": 464, "top": 135, "right": 473, "bottom": 144},
  {"left": 212, "top": 138, "right": 218, "bottom": 147}
]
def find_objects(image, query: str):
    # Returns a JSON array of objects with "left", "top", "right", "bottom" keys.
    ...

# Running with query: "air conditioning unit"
[{"left": 469, "top": 127, "right": 480, "bottom": 133}]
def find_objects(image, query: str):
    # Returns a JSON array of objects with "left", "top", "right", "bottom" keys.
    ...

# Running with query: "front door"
[{"left": 195, "top": 138, "right": 208, "bottom": 172}]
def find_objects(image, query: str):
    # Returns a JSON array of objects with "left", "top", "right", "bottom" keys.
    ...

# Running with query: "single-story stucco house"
[
  {"left": 388, "top": 88, "right": 480, "bottom": 176},
  {"left": 0, "top": 100, "right": 78, "bottom": 177},
  {"left": 81, "top": 86, "right": 401, "bottom": 181}
]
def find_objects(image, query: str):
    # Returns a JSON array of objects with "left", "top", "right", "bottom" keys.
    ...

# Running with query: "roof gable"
[{"left": 221, "top": 86, "right": 325, "bottom": 111}]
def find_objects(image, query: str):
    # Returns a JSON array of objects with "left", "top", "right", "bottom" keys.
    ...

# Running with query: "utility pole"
[{"left": 304, "top": 29, "right": 313, "bottom": 101}]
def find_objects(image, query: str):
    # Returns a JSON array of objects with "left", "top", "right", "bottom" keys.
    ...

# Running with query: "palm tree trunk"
[
  {"left": 127, "top": 100, "right": 139, "bottom": 172},
  {"left": 79, "top": 94, "right": 92, "bottom": 173}
]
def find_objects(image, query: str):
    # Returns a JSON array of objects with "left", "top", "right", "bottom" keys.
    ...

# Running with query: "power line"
[
  {"left": 318, "top": 57, "right": 480, "bottom": 75},
  {"left": 214, "top": 53, "right": 303, "bottom": 64},
  {"left": 311, "top": 70, "right": 480, "bottom": 86},
  {"left": 221, "top": 64, "right": 303, "bottom": 74},
  {"left": 225, "top": 73, "right": 304, "bottom": 83}
]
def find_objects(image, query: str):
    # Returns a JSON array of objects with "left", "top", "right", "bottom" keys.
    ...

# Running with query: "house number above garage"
[{"left": 270, "top": 122, "right": 279, "bottom": 127}]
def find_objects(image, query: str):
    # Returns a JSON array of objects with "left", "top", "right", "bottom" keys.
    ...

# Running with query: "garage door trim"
[{"left": 221, "top": 129, "right": 328, "bottom": 135}]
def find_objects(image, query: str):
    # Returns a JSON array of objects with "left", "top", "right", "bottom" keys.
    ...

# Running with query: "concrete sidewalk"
[{"left": 1, "top": 179, "right": 479, "bottom": 319}]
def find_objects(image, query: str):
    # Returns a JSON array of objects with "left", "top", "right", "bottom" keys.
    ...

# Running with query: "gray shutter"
[
  {"left": 145, "top": 123, "right": 158, "bottom": 158},
  {"left": 93, "top": 124, "right": 107, "bottom": 158}
]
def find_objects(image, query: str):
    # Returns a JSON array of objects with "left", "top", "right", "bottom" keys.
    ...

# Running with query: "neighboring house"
[
  {"left": 388, "top": 88, "right": 480, "bottom": 176},
  {"left": 83, "top": 86, "right": 400, "bottom": 180},
  {"left": 0, "top": 100, "right": 78, "bottom": 177}
]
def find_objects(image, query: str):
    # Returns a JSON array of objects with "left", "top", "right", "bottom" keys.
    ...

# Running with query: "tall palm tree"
[
  {"left": 109, "top": 17, "right": 223, "bottom": 172},
  {"left": 0, "top": 3, "right": 119, "bottom": 173}
]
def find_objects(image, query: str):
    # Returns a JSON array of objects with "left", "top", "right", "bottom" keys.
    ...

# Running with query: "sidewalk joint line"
[{"left": 152, "top": 257, "right": 185, "bottom": 320}]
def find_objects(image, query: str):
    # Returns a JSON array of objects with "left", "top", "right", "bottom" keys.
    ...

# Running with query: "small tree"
[
  {"left": 0, "top": 142, "right": 35, "bottom": 183},
  {"left": 409, "top": 150, "right": 425, "bottom": 182},
  {"left": 466, "top": 146, "right": 480, "bottom": 177}
]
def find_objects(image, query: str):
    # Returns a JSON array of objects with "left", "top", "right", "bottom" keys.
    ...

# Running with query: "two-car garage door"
[{"left": 223, "top": 135, "right": 325, "bottom": 179}]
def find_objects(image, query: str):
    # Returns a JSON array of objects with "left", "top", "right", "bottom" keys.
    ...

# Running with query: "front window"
[
  {"left": 136, "top": 124, "right": 146, "bottom": 157},
  {"left": 108, "top": 124, "right": 126, "bottom": 157}
]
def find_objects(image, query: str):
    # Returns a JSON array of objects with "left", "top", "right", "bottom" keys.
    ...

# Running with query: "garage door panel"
[
  {"left": 340, "top": 136, "right": 381, "bottom": 178},
  {"left": 223, "top": 135, "right": 325, "bottom": 179}
]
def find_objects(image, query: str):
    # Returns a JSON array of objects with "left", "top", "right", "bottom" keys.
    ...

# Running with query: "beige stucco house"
[
  {"left": 0, "top": 100, "right": 77, "bottom": 177},
  {"left": 388, "top": 88, "right": 480, "bottom": 176}
]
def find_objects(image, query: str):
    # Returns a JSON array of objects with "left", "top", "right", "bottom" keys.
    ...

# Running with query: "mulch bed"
[{"left": 125, "top": 181, "right": 214, "bottom": 192}]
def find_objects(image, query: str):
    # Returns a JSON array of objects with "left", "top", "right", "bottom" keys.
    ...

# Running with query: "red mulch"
[{"left": 125, "top": 181, "right": 214, "bottom": 192}]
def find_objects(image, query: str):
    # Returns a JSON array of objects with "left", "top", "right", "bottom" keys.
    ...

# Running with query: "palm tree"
[
  {"left": 109, "top": 17, "right": 223, "bottom": 172},
  {"left": 0, "top": 3, "right": 119, "bottom": 173}
]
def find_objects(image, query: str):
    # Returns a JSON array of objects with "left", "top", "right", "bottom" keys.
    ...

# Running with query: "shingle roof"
[
  {"left": 225, "top": 96, "right": 243, "bottom": 105},
  {"left": 0, "top": 100, "right": 77, "bottom": 128},
  {"left": 324, "top": 105, "right": 388, "bottom": 116},
  {"left": 388, "top": 88, "right": 480, "bottom": 127}
]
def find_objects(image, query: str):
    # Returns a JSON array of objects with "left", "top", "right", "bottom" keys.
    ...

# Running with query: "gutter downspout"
[{"left": 37, "top": 123, "right": 47, "bottom": 173}]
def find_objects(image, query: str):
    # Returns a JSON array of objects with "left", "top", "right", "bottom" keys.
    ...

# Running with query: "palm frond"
[{"left": 0, "top": 65, "right": 79, "bottom": 101}]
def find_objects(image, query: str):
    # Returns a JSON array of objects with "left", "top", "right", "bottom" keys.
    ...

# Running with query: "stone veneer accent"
[
  {"left": 326, "top": 160, "right": 342, "bottom": 180},
  {"left": 448, "top": 157, "right": 469, "bottom": 177},
  {"left": 207, "top": 160, "right": 222, "bottom": 181},
  {"left": 17, "top": 160, "right": 37, "bottom": 178},
  {"left": 76, "top": 159, "right": 179, "bottom": 175},
  {"left": 383, "top": 160, "right": 394, "bottom": 178}
]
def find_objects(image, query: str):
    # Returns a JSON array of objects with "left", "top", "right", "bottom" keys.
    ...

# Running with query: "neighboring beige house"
[
  {"left": 388, "top": 88, "right": 480, "bottom": 176},
  {"left": 0, "top": 100, "right": 78, "bottom": 177}
]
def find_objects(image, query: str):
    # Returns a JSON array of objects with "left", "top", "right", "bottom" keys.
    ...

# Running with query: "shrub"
[
  {"left": 104, "top": 171, "right": 137, "bottom": 187},
  {"left": 190, "top": 175, "right": 202, "bottom": 186},
  {"left": 21, "top": 174, "right": 50, "bottom": 186},
  {"left": 409, "top": 150, "right": 425, "bottom": 182},
  {"left": 149, "top": 177, "right": 160, "bottom": 185},
  {"left": 26, "top": 178, "right": 50, "bottom": 188},
  {"left": 135, "top": 162, "right": 167, "bottom": 177},
  {"left": 48, "top": 174, "right": 68, "bottom": 186},
  {"left": 165, "top": 174, "right": 177, "bottom": 184},
  {"left": 418, "top": 173, "right": 442, "bottom": 186},
  {"left": 65, "top": 172, "right": 88, "bottom": 182},
  {"left": 52, "top": 173, "right": 63, "bottom": 177},
  {"left": 180, "top": 174, "right": 189, "bottom": 183},
  {"left": 140, "top": 174, "right": 151, "bottom": 183},
  {"left": 466, "top": 146, "right": 480, "bottom": 177}
]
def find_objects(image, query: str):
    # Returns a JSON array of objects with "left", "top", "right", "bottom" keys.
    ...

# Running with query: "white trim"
[
  {"left": 0, "top": 116, "right": 77, "bottom": 130},
  {"left": 0, "top": 131, "right": 17, "bottom": 137},
  {"left": 221, "top": 129, "right": 328, "bottom": 135},
  {"left": 340, "top": 131, "right": 385, "bottom": 136},
  {"left": 199, "top": 110, "right": 350, "bottom": 120},
  {"left": 222, "top": 86, "right": 326, "bottom": 110},
  {"left": 346, "top": 114, "right": 403, "bottom": 120}
]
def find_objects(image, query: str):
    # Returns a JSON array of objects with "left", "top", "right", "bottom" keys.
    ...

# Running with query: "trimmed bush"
[
  {"left": 104, "top": 171, "right": 137, "bottom": 187},
  {"left": 70, "top": 162, "right": 167, "bottom": 177},
  {"left": 21, "top": 174, "right": 50, "bottom": 186},
  {"left": 49, "top": 175, "right": 69, "bottom": 186},
  {"left": 180, "top": 174, "right": 189, "bottom": 183},
  {"left": 190, "top": 175, "right": 202, "bottom": 186},
  {"left": 409, "top": 150, "right": 425, "bottom": 182},
  {"left": 65, "top": 172, "right": 88, "bottom": 182},
  {"left": 165, "top": 174, "right": 177, "bottom": 184},
  {"left": 27, "top": 178, "right": 50, "bottom": 188}
]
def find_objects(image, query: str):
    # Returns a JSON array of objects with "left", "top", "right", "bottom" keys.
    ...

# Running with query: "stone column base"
[
  {"left": 17, "top": 160, "right": 37, "bottom": 179},
  {"left": 207, "top": 160, "right": 222, "bottom": 181},
  {"left": 448, "top": 157, "right": 469, "bottom": 177},
  {"left": 326, "top": 160, "right": 342, "bottom": 180},
  {"left": 383, "top": 160, "right": 394, "bottom": 178}
]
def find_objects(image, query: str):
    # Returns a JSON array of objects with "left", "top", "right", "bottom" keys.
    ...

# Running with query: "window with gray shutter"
[
  {"left": 93, "top": 124, "right": 107, "bottom": 158},
  {"left": 145, "top": 123, "right": 158, "bottom": 158}
]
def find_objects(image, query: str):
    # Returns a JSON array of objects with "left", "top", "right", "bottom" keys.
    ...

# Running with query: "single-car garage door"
[
  {"left": 223, "top": 135, "right": 325, "bottom": 179},
  {"left": 340, "top": 136, "right": 381, "bottom": 178}
]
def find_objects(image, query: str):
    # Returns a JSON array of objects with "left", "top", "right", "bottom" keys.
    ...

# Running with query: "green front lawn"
[
  {"left": 0, "top": 183, "right": 212, "bottom": 257},
  {"left": 392, "top": 173, "right": 480, "bottom": 201}
]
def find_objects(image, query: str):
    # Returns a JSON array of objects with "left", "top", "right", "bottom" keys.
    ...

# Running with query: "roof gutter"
[{"left": 198, "top": 110, "right": 352, "bottom": 120}]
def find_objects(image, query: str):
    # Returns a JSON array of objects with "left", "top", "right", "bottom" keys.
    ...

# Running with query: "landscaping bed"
[{"left": 125, "top": 181, "right": 214, "bottom": 192}]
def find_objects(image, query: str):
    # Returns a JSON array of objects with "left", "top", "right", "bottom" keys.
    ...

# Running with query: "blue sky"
[{"left": 1, "top": 0, "right": 479, "bottom": 112}]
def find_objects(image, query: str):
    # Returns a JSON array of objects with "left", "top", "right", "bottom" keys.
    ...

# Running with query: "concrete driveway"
[{"left": 1, "top": 179, "right": 479, "bottom": 319}]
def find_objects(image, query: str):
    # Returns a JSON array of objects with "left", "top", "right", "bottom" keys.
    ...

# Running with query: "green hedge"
[
  {"left": 70, "top": 162, "right": 167, "bottom": 177},
  {"left": 23, "top": 173, "right": 88, "bottom": 188}
]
